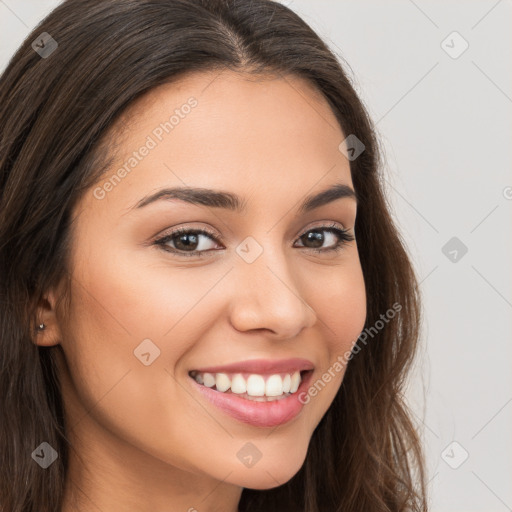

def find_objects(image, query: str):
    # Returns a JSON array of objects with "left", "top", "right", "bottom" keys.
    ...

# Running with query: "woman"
[{"left": 0, "top": 0, "right": 428, "bottom": 510}]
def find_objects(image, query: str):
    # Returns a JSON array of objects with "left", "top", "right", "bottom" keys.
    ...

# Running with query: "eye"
[
  {"left": 153, "top": 222, "right": 355, "bottom": 258},
  {"left": 294, "top": 223, "right": 355, "bottom": 254},
  {"left": 154, "top": 227, "right": 221, "bottom": 257}
]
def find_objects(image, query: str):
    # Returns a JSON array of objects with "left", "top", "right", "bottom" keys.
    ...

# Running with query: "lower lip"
[{"left": 190, "top": 371, "right": 313, "bottom": 428}]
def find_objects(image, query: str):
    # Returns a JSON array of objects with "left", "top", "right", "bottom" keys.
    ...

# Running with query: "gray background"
[{"left": 1, "top": 1, "right": 511, "bottom": 510}]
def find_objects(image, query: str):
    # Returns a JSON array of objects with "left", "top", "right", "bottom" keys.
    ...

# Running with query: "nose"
[{"left": 227, "top": 248, "right": 317, "bottom": 340}]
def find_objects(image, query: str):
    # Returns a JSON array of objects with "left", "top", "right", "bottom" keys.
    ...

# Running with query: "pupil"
[
  {"left": 176, "top": 233, "right": 198, "bottom": 250},
  {"left": 305, "top": 231, "right": 323, "bottom": 248}
]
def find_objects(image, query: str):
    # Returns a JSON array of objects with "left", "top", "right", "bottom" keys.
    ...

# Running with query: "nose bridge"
[{"left": 228, "top": 234, "right": 316, "bottom": 337}]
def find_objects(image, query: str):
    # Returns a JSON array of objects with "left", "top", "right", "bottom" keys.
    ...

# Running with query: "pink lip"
[
  {"left": 190, "top": 357, "right": 314, "bottom": 375},
  {"left": 189, "top": 369, "right": 314, "bottom": 428}
]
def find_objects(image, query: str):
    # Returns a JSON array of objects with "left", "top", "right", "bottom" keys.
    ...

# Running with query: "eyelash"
[{"left": 153, "top": 222, "right": 355, "bottom": 258}]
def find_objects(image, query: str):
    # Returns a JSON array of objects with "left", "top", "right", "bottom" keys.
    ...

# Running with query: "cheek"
[
  {"left": 309, "top": 259, "right": 367, "bottom": 354},
  {"left": 69, "top": 239, "right": 218, "bottom": 350},
  {"left": 59, "top": 243, "right": 232, "bottom": 471},
  {"left": 297, "top": 258, "right": 366, "bottom": 413}
]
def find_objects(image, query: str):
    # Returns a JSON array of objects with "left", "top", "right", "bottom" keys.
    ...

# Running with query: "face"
[{"left": 40, "top": 69, "right": 367, "bottom": 506}]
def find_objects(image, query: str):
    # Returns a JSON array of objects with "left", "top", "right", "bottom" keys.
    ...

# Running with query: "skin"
[{"left": 35, "top": 69, "right": 367, "bottom": 512}]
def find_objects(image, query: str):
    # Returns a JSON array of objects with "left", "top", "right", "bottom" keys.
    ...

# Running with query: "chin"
[{"left": 231, "top": 455, "right": 306, "bottom": 490}]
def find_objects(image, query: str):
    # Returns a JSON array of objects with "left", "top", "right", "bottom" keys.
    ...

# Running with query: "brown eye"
[
  {"left": 295, "top": 225, "right": 354, "bottom": 254},
  {"left": 155, "top": 227, "right": 221, "bottom": 257},
  {"left": 153, "top": 223, "right": 354, "bottom": 258}
]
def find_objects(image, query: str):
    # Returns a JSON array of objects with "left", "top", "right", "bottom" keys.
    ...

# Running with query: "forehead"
[
  {"left": 82, "top": 69, "right": 353, "bottom": 218},
  {"left": 122, "top": 68, "right": 336, "bottom": 129}
]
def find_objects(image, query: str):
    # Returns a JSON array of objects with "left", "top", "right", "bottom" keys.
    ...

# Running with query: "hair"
[{"left": 0, "top": 0, "right": 428, "bottom": 510}]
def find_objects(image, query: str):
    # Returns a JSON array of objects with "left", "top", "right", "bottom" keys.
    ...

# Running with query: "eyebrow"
[{"left": 131, "top": 182, "right": 357, "bottom": 214}]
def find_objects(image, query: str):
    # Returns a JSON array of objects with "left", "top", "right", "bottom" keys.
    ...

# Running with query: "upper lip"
[{"left": 190, "top": 357, "right": 314, "bottom": 375}]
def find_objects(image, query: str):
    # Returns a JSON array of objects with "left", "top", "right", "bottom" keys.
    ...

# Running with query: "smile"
[
  {"left": 188, "top": 366, "right": 314, "bottom": 428},
  {"left": 189, "top": 370, "right": 304, "bottom": 400}
]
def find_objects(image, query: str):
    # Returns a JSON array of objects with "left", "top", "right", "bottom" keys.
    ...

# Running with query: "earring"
[{"left": 38, "top": 323, "right": 45, "bottom": 331}]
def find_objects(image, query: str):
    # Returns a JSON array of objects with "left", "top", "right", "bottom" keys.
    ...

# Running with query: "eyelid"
[
  {"left": 298, "top": 220, "right": 347, "bottom": 236},
  {"left": 153, "top": 221, "right": 354, "bottom": 257},
  {"left": 154, "top": 221, "right": 347, "bottom": 244},
  {"left": 152, "top": 226, "right": 220, "bottom": 251}
]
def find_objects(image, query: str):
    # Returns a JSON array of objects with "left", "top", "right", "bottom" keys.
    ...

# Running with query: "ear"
[{"left": 33, "top": 284, "right": 65, "bottom": 347}]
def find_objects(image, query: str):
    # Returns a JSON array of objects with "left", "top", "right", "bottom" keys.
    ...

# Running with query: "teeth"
[
  {"left": 290, "top": 371, "right": 301, "bottom": 393},
  {"left": 282, "top": 374, "right": 291, "bottom": 393},
  {"left": 191, "top": 370, "right": 304, "bottom": 398},
  {"left": 247, "top": 375, "right": 265, "bottom": 396},
  {"left": 231, "top": 373, "right": 247, "bottom": 394},
  {"left": 265, "top": 374, "right": 283, "bottom": 396},
  {"left": 203, "top": 373, "right": 215, "bottom": 388},
  {"left": 215, "top": 373, "right": 231, "bottom": 392}
]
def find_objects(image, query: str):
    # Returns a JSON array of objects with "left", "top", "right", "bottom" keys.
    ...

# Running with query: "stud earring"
[{"left": 38, "top": 323, "right": 45, "bottom": 331}]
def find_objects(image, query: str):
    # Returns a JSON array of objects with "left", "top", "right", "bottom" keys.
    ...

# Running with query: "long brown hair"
[{"left": 0, "top": 1, "right": 427, "bottom": 510}]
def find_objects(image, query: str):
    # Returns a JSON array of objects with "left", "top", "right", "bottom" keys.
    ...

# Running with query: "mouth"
[
  {"left": 188, "top": 369, "right": 312, "bottom": 401},
  {"left": 187, "top": 366, "right": 315, "bottom": 428}
]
